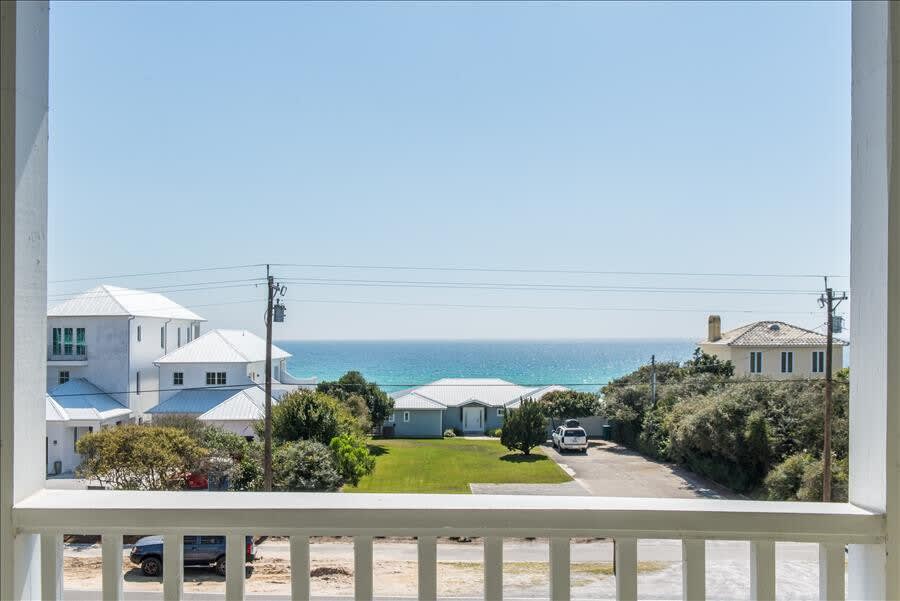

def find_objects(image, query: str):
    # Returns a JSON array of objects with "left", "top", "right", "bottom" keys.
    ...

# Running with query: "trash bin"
[
  {"left": 53, "top": 460, "right": 62, "bottom": 475},
  {"left": 601, "top": 424, "right": 612, "bottom": 441}
]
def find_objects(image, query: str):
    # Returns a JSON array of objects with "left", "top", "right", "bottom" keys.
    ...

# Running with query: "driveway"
[{"left": 543, "top": 440, "right": 736, "bottom": 499}]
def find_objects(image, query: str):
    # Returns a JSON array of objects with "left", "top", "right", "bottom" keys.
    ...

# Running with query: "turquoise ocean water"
[{"left": 278, "top": 339, "right": 696, "bottom": 393}]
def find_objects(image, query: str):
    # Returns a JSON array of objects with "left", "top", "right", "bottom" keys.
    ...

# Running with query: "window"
[
  {"left": 176, "top": 327, "right": 181, "bottom": 347},
  {"left": 160, "top": 326, "right": 166, "bottom": 349},
  {"left": 387, "top": 412, "right": 395, "bottom": 423},
  {"left": 58, "top": 371, "right": 69, "bottom": 385},
  {"left": 750, "top": 351, "right": 763, "bottom": 374},
  {"left": 812, "top": 351, "right": 825, "bottom": 373},
  {"left": 194, "top": 324, "right": 200, "bottom": 339},
  {"left": 136, "top": 325, "right": 142, "bottom": 342},
  {"left": 173, "top": 372, "right": 183, "bottom": 386},
  {"left": 187, "top": 326, "right": 192, "bottom": 343},
  {"left": 497, "top": 408, "right": 505, "bottom": 417},
  {"left": 51, "top": 327, "right": 62, "bottom": 354},
  {"left": 75, "top": 327, "right": 85, "bottom": 355},
  {"left": 206, "top": 372, "right": 226, "bottom": 385},
  {"left": 63, "top": 327, "right": 73, "bottom": 355},
  {"left": 403, "top": 411, "right": 410, "bottom": 423},
  {"left": 136, "top": 371, "right": 141, "bottom": 395},
  {"left": 781, "top": 351, "right": 794, "bottom": 373}
]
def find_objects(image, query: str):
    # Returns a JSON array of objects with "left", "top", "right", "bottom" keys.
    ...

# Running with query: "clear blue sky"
[{"left": 48, "top": 1, "right": 850, "bottom": 340}]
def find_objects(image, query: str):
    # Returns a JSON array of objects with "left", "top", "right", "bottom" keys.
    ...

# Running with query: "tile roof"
[
  {"left": 155, "top": 329, "right": 290, "bottom": 364},
  {"left": 46, "top": 378, "right": 132, "bottom": 423},
  {"left": 704, "top": 321, "right": 848, "bottom": 347},
  {"left": 48, "top": 285, "right": 205, "bottom": 321},
  {"left": 390, "top": 378, "right": 569, "bottom": 409}
]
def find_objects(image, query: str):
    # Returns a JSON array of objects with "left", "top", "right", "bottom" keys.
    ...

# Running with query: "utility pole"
[
  {"left": 650, "top": 355, "right": 657, "bottom": 406},
  {"left": 263, "top": 265, "right": 287, "bottom": 492},
  {"left": 819, "top": 277, "right": 847, "bottom": 501}
]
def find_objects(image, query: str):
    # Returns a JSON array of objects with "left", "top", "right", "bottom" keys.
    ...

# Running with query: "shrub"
[
  {"left": 797, "top": 457, "right": 849, "bottom": 502},
  {"left": 764, "top": 453, "right": 815, "bottom": 501},
  {"left": 541, "top": 390, "right": 600, "bottom": 421},
  {"left": 500, "top": 399, "right": 547, "bottom": 455},
  {"left": 273, "top": 440, "right": 344, "bottom": 491},
  {"left": 443, "top": 428, "right": 456, "bottom": 438},
  {"left": 329, "top": 434, "right": 375, "bottom": 486},
  {"left": 317, "top": 371, "right": 393, "bottom": 428},
  {"left": 266, "top": 390, "right": 356, "bottom": 444},
  {"left": 485, "top": 428, "right": 502, "bottom": 438},
  {"left": 76, "top": 425, "right": 206, "bottom": 490}
]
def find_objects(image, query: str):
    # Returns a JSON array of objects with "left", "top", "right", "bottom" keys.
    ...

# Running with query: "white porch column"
[
  {"left": 0, "top": 2, "right": 50, "bottom": 600},
  {"left": 850, "top": 2, "right": 900, "bottom": 598}
]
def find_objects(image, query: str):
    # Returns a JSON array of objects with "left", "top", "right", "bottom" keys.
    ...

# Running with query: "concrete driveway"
[{"left": 543, "top": 440, "right": 736, "bottom": 499}]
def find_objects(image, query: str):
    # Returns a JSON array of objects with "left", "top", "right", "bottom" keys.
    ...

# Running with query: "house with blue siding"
[{"left": 385, "top": 378, "right": 567, "bottom": 437}]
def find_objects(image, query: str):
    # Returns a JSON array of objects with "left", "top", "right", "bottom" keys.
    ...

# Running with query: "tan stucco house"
[{"left": 699, "top": 315, "right": 846, "bottom": 379}]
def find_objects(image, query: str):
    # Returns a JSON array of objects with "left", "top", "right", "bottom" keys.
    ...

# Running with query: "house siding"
[{"left": 390, "top": 410, "right": 443, "bottom": 437}]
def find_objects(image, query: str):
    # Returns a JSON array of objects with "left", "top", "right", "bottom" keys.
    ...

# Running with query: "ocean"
[{"left": 278, "top": 339, "right": 696, "bottom": 393}]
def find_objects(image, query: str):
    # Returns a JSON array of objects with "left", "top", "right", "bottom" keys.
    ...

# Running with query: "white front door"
[{"left": 463, "top": 406, "right": 483, "bottom": 432}]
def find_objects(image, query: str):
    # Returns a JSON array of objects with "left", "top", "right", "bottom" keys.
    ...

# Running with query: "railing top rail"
[{"left": 13, "top": 489, "right": 885, "bottom": 543}]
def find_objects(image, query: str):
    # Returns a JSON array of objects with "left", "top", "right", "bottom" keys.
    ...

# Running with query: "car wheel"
[
  {"left": 215, "top": 556, "right": 227, "bottom": 577},
  {"left": 141, "top": 557, "right": 162, "bottom": 578}
]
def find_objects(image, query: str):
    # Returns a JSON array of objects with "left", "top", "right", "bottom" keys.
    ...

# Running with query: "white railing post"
[
  {"left": 290, "top": 535, "right": 310, "bottom": 601},
  {"left": 819, "top": 543, "right": 845, "bottom": 601},
  {"left": 549, "top": 537, "right": 570, "bottom": 601},
  {"left": 163, "top": 533, "right": 183, "bottom": 601},
  {"left": 418, "top": 535, "right": 437, "bottom": 601},
  {"left": 39, "top": 533, "right": 62, "bottom": 601},
  {"left": 484, "top": 536, "right": 503, "bottom": 601},
  {"left": 225, "top": 534, "right": 245, "bottom": 601},
  {"left": 751, "top": 541, "right": 776, "bottom": 601},
  {"left": 682, "top": 539, "right": 705, "bottom": 601},
  {"left": 101, "top": 533, "right": 122, "bottom": 601},
  {"left": 615, "top": 537, "right": 638, "bottom": 601},
  {"left": 354, "top": 535, "right": 373, "bottom": 601}
]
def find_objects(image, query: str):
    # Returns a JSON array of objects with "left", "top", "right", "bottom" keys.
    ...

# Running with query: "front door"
[{"left": 463, "top": 406, "right": 483, "bottom": 432}]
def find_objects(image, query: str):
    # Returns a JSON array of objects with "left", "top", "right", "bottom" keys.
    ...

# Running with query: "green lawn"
[{"left": 346, "top": 438, "right": 572, "bottom": 494}]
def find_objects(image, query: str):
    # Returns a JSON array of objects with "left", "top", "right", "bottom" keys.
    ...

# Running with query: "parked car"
[
  {"left": 129, "top": 535, "right": 256, "bottom": 577},
  {"left": 552, "top": 425, "right": 588, "bottom": 452}
]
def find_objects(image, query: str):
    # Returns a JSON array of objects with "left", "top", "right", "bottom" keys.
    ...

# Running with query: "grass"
[{"left": 345, "top": 438, "right": 572, "bottom": 493}]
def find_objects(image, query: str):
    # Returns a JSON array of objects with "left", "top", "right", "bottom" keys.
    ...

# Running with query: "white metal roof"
[
  {"left": 395, "top": 378, "right": 567, "bottom": 408},
  {"left": 147, "top": 384, "right": 307, "bottom": 422},
  {"left": 391, "top": 392, "right": 446, "bottom": 411},
  {"left": 46, "top": 378, "right": 132, "bottom": 423},
  {"left": 199, "top": 387, "right": 268, "bottom": 422},
  {"left": 155, "top": 329, "right": 291, "bottom": 364},
  {"left": 48, "top": 285, "right": 205, "bottom": 321},
  {"left": 702, "top": 321, "right": 848, "bottom": 348}
]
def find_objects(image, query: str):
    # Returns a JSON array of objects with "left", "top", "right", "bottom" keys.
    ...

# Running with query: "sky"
[{"left": 48, "top": 1, "right": 851, "bottom": 340}]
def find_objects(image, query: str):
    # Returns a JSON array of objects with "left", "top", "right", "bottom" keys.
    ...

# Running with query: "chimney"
[{"left": 708, "top": 315, "right": 722, "bottom": 342}]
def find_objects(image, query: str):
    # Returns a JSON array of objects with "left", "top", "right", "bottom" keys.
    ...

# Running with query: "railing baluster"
[
  {"left": 615, "top": 537, "right": 638, "bottom": 601},
  {"left": 418, "top": 535, "right": 437, "bottom": 601},
  {"left": 354, "top": 535, "right": 373, "bottom": 601},
  {"left": 163, "top": 533, "right": 183, "bottom": 600},
  {"left": 101, "top": 533, "right": 123, "bottom": 601},
  {"left": 484, "top": 536, "right": 503, "bottom": 601},
  {"left": 40, "top": 532, "right": 63, "bottom": 601},
  {"left": 751, "top": 541, "right": 776, "bottom": 601},
  {"left": 290, "top": 535, "right": 310, "bottom": 601},
  {"left": 226, "top": 533, "right": 246, "bottom": 600},
  {"left": 819, "top": 542, "right": 845, "bottom": 601},
  {"left": 549, "top": 536, "right": 571, "bottom": 601},
  {"left": 682, "top": 539, "right": 705, "bottom": 600}
]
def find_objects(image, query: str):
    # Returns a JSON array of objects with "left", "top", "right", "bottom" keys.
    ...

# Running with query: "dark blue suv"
[{"left": 129, "top": 535, "right": 256, "bottom": 577}]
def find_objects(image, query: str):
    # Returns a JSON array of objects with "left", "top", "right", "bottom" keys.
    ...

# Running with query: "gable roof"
[
  {"left": 46, "top": 378, "right": 131, "bottom": 423},
  {"left": 155, "top": 329, "right": 290, "bottom": 364},
  {"left": 147, "top": 385, "right": 284, "bottom": 422},
  {"left": 391, "top": 392, "right": 446, "bottom": 411},
  {"left": 391, "top": 378, "right": 568, "bottom": 409},
  {"left": 703, "top": 321, "right": 848, "bottom": 347},
  {"left": 48, "top": 285, "right": 205, "bottom": 321}
]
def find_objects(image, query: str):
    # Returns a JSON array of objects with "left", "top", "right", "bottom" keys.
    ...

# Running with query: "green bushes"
[
  {"left": 501, "top": 399, "right": 547, "bottom": 455},
  {"left": 443, "top": 428, "right": 457, "bottom": 438},
  {"left": 765, "top": 453, "right": 848, "bottom": 502},
  {"left": 329, "top": 434, "right": 376, "bottom": 486},
  {"left": 273, "top": 440, "right": 344, "bottom": 491},
  {"left": 485, "top": 428, "right": 502, "bottom": 438}
]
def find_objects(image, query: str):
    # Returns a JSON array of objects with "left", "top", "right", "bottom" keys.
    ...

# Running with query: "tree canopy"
[
  {"left": 540, "top": 390, "right": 600, "bottom": 421},
  {"left": 265, "top": 389, "right": 355, "bottom": 444},
  {"left": 500, "top": 399, "right": 547, "bottom": 456},
  {"left": 317, "top": 371, "right": 394, "bottom": 427}
]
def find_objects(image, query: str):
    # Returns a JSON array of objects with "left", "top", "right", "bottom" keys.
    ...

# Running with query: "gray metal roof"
[
  {"left": 46, "top": 378, "right": 131, "bottom": 423},
  {"left": 395, "top": 378, "right": 569, "bottom": 409}
]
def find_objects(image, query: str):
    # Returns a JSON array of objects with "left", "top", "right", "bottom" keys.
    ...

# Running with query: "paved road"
[{"left": 543, "top": 440, "right": 735, "bottom": 499}]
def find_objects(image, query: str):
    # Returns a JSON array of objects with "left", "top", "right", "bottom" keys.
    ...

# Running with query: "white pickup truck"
[{"left": 551, "top": 425, "right": 588, "bottom": 453}]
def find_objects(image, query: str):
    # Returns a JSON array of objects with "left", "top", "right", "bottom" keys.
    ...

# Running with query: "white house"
[
  {"left": 147, "top": 329, "right": 316, "bottom": 438},
  {"left": 698, "top": 315, "right": 847, "bottom": 379},
  {"left": 44, "top": 285, "right": 205, "bottom": 474}
]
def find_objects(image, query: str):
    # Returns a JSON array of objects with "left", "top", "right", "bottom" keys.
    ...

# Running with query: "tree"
[
  {"left": 317, "top": 371, "right": 394, "bottom": 428},
  {"left": 329, "top": 434, "right": 375, "bottom": 486},
  {"left": 683, "top": 348, "right": 735, "bottom": 378},
  {"left": 76, "top": 425, "right": 206, "bottom": 490},
  {"left": 500, "top": 399, "right": 547, "bottom": 456},
  {"left": 273, "top": 440, "right": 344, "bottom": 491},
  {"left": 265, "top": 389, "right": 352, "bottom": 444},
  {"left": 541, "top": 390, "right": 599, "bottom": 425}
]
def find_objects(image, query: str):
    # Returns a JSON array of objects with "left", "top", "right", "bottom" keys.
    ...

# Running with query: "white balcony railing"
[{"left": 13, "top": 489, "right": 884, "bottom": 601}]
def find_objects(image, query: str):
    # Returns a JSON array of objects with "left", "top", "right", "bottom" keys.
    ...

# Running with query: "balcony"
[
  {"left": 47, "top": 346, "right": 88, "bottom": 365},
  {"left": 13, "top": 490, "right": 885, "bottom": 600}
]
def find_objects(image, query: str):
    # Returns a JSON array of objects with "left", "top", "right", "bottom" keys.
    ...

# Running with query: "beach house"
[
  {"left": 385, "top": 378, "right": 567, "bottom": 437},
  {"left": 699, "top": 315, "right": 847, "bottom": 379}
]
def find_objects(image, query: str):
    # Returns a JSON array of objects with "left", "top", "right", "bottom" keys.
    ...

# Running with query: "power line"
[
  {"left": 48, "top": 264, "right": 267, "bottom": 285},
  {"left": 47, "top": 281, "right": 265, "bottom": 302}
]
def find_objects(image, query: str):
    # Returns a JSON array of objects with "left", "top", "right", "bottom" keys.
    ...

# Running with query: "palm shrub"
[{"left": 500, "top": 399, "right": 547, "bottom": 455}]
